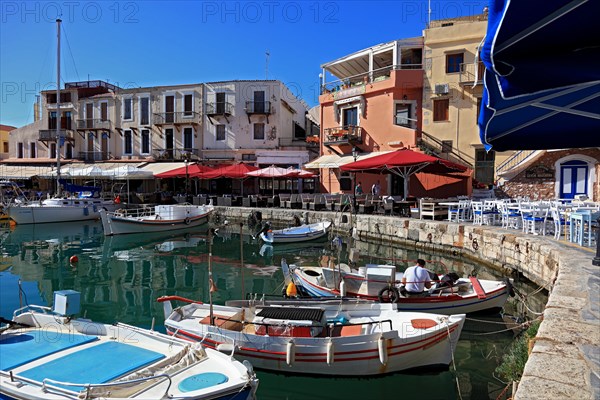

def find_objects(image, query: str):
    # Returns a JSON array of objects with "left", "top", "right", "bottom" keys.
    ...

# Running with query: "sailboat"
[{"left": 6, "top": 19, "right": 116, "bottom": 225}]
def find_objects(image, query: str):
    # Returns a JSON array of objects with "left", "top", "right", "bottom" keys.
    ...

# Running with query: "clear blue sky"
[{"left": 0, "top": 0, "right": 488, "bottom": 128}]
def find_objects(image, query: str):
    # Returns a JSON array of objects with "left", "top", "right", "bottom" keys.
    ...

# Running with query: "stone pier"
[{"left": 216, "top": 207, "right": 599, "bottom": 400}]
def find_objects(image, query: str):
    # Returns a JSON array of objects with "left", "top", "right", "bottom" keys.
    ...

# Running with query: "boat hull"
[
  {"left": 162, "top": 301, "right": 464, "bottom": 376},
  {"left": 7, "top": 203, "right": 113, "bottom": 225},
  {"left": 100, "top": 205, "right": 213, "bottom": 236},
  {"left": 260, "top": 221, "right": 331, "bottom": 244},
  {"left": 0, "top": 308, "right": 258, "bottom": 400},
  {"left": 290, "top": 266, "right": 511, "bottom": 315}
]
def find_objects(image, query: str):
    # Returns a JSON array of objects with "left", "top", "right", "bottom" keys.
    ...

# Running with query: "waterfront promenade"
[{"left": 216, "top": 206, "right": 600, "bottom": 400}]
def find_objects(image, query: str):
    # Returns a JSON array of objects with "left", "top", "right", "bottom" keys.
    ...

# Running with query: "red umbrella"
[
  {"left": 201, "top": 163, "right": 259, "bottom": 179},
  {"left": 341, "top": 149, "right": 469, "bottom": 198},
  {"left": 155, "top": 163, "right": 214, "bottom": 178}
]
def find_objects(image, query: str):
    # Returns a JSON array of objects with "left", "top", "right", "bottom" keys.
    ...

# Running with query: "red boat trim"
[{"left": 166, "top": 323, "right": 459, "bottom": 364}]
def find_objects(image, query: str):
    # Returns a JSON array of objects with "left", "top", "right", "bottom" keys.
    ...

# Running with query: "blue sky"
[{"left": 0, "top": 0, "right": 488, "bottom": 128}]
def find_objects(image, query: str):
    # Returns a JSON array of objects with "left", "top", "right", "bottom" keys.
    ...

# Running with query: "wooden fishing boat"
[
  {"left": 258, "top": 221, "right": 331, "bottom": 244},
  {"left": 281, "top": 259, "right": 513, "bottom": 315},
  {"left": 100, "top": 204, "right": 213, "bottom": 236},
  {"left": 158, "top": 295, "right": 465, "bottom": 376},
  {"left": 0, "top": 291, "right": 258, "bottom": 400}
]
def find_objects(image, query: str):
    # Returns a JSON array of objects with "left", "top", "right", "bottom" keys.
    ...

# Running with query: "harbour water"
[{"left": 0, "top": 220, "right": 547, "bottom": 400}]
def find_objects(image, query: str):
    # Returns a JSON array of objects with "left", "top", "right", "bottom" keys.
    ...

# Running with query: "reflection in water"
[{"left": 0, "top": 222, "right": 546, "bottom": 400}]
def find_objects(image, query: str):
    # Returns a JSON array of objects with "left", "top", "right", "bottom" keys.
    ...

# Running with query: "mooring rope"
[{"left": 444, "top": 318, "right": 463, "bottom": 400}]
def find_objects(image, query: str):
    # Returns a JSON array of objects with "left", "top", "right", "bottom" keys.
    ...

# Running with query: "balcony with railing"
[
  {"left": 76, "top": 119, "right": 112, "bottom": 130},
  {"left": 78, "top": 151, "right": 111, "bottom": 161},
  {"left": 38, "top": 129, "right": 75, "bottom": 142},
  {"left": 153, "top": 112, "right": 200, "bottom": 125},
  {"left": 459, "top": 62, "right": 485, "bottom": 86},
  {"left": 320, "top": 64, "right": 424, "bottom": 97},
  {"left": 323, "top": 126, "right": 363, "bottom": 145},
  {"left": 152, "top": 148, "right": 200, "bottom": 161},
  {"left": 206, "top": 102, "right": 234, "bottom": 116},
  {"left": 245, "top": 101, "right": 271, "bottom": 115}
]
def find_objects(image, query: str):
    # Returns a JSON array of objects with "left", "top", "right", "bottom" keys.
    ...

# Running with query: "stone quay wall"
[{"left": 215, "top": 207, "right": 599, "bottom": 400}]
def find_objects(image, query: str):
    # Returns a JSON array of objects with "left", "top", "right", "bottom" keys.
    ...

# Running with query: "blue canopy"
[{"left": 479, "top": 0, "right": 600, "bottom": 151}]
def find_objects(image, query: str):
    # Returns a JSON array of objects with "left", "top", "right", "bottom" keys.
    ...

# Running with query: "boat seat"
[
  {"left": 18, "top": 341, "right": 165, "bottom": 392},
  {"left": 0, "top": 331, "right": 98, "bottom": 371},
  {"left": 199, "top": 314, "right": 243, "bottom": 331}
]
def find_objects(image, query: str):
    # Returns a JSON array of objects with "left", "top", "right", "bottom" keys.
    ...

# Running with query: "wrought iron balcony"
[
  {"left": 152, "top": 148, "right": 200, "bottom": 161},
  {"left": 205, "top": 102, "right": 233, "bottom": 115},
  {"left": 153, "top": 112, "right": 200, "bottom": 125},
  {"left": 78, "top": 151, "right": 111, "bottom": 161},
  {"left": 459, "top": 62, "right": 485, "bottom": 86},
  {"left": 76, "top": 119, "right": 112, "bottom": 130},
  {"left": 38, "top": 129, "right": 74, "bottom": 142},
  {"left": 245, "top": 101, "right": 271, "bottom": 115},
  {"left": 323, "top": 126, "right": 363, "bottom": 145}
]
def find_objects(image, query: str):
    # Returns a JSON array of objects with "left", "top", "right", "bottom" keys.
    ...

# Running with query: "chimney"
[{"left": 33, "top": 95, "right": 41, "bottom": 121}]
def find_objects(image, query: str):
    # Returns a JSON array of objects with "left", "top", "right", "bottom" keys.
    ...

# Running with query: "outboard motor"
[{"left": 438, "top": 272, "right": 460, "bottom": 289}]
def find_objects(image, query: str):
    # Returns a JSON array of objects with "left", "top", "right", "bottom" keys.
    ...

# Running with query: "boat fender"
[
  {"left": 184, "top": 217, "right": 191, "bottom": 225},
  {"left": 504, "top": 277, "right": 515, "bottom": 297},
  {"left": 69, "top": 255, "right": 79, "bottom": 263},
  {"left": 286, "top": 282, "right": 298, "bottom": 298},
  {"left": 377, "top": 286, "right": 400, "bottom": 303},
  {"left": 378, "top": 335, "right": 388, "bottom": 365},
  {"left": 83, "top": 207, "right": 89, "bottom": 216},
  {"left": 326, "top": 340, "right": 334, "bottom": 365},
  {"left": 286, "top": 340, "right": 295, "bottom": 365},
  {"left": 339, "top": 279, "right": 347, "bottom": 297}
]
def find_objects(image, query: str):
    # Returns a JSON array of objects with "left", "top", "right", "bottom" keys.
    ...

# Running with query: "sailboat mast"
[{"left": 55, "top": 18, "right": 62, "bottom": 196}]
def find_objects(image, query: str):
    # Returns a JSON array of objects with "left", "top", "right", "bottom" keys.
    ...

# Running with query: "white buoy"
[
  {"left": 378, "top": 335, "right": 388, "bottom": 365},
  {"left": 340, "top": 279, "right": 347, "bottom": 297},
  {"left": 326, "top": 340, "right": 334, "bottom": 365},
  {"left": 286, "top": 340, "right": 295, "bottom": 366}
]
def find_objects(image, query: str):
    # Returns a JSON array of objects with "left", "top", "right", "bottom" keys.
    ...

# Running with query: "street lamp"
[{"left": 352, "top": 147, "right": 358, "bottom": 213}]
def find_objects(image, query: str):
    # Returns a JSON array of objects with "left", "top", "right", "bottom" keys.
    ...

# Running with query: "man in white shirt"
[
  {"left": 371, "top": 180, "right": 381, "bottom": 196},
  {"left": 401, "top": 259, "right": 432, "bottom": 296}
]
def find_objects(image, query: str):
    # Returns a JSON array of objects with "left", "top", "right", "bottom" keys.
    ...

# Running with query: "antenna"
[
  {"left": 265, "top": 50, "right": 270, "bottom": 80},
  {"left": 428, "top": 0, "right": 431, "bottom": 28}
]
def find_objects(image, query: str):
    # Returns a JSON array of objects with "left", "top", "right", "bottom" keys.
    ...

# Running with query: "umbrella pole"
[{"left": 240, "top": 222, "right": 244, "bottom": 299}]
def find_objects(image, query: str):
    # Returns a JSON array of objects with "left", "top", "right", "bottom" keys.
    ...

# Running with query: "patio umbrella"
[
  {"left": 246, "top": 165, "right": 291, "bottom": 196},
  {"left": 340, "top": 149, "right": 468, "bottom": 199},
  {"left": 199, "top": 163, "right": 259, "bottom": 196},
  {"left": 155, "top": 163, "right": 214, "bottom": 178},
  {"left": 479, "top": 0, "right": 600, "bottom": 151}
]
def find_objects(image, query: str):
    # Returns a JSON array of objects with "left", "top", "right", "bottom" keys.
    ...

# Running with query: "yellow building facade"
[{"left": 0, "top": 124, "right": 16, "bottom": 160}]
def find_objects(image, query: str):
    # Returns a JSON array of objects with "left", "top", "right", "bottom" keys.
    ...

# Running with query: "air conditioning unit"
[{"left": 434, "top": 83, "right": 449, "bottom": 95}]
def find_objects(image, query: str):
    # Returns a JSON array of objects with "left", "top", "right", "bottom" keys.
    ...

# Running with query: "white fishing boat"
[
  {"left": 100, "top": 204, "right": 213, "bottom": 236},
  {"left": 281, "top": 259, "right": 513, "bottom": 315},
  {"left": 8, "top": 196, "right": 117, "bottom": 225},
  {"left": 0, "top": 290, "right": 258, "bottom": 400},
  {"left": 258, "top": 220, "right": 331, "bottom": 244},
  {"left": 158, "top": 295, "right": 465, "bottom": 376}
]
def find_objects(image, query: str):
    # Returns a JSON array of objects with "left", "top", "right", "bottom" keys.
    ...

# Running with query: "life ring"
[
  {"left": 378, "top": 286, "right": 400, "bottom": 303},
  {"left": 184, "top": 217, "right": 191, "bottom": 225}
]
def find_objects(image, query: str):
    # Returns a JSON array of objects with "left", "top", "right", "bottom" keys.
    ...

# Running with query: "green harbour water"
[{"left": 0, "top": 220, "right": 547, "bottom": 400}]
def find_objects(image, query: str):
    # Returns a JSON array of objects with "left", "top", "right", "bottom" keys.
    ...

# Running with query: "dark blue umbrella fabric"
[{"left": 479, "top": 0, "right": 600, "bottom": 151}]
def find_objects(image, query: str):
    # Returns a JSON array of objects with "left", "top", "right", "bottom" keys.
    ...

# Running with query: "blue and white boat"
[
  {"left": 0, "top": 290, "right": 258, "bottom": 400},
  {"left": 259, "top": 221, "right": 331, "bottom": 244}
]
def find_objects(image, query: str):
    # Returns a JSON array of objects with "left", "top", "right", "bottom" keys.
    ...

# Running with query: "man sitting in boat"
[{"left": 401, "top": 259, "right": 432, "bottom": 297}]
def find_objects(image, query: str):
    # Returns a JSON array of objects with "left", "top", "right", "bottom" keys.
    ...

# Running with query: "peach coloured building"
[{"left": 311, "top": 37, "right": 471, "bottom": 198}]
